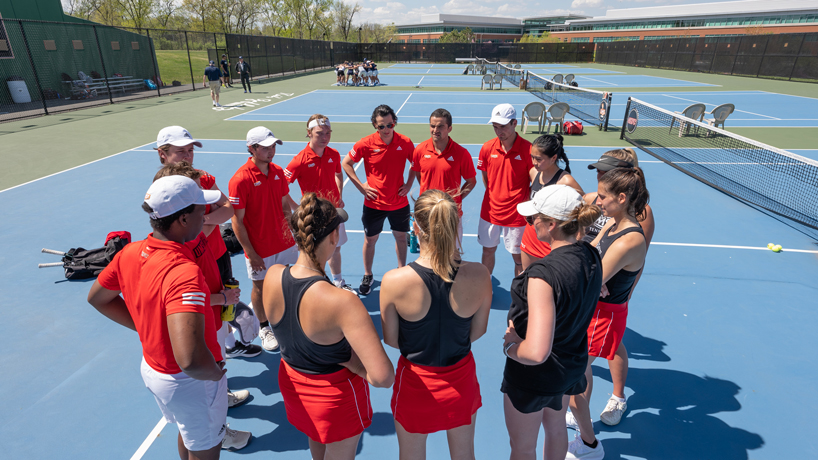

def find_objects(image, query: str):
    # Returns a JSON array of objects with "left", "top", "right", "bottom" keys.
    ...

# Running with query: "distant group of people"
[
  {"left": 335, "top": 59, "right": 380, "bottom": 86},
  {"left": 87, "top": 100, "right": 655, "bottom": 460}
]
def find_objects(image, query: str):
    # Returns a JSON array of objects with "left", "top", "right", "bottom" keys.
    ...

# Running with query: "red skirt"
[
  {"left": 520, "top": 223, "right": 552, "bottom": 259},
  {"left": 391, "top": 352, "right": 482, "bottom": 434},
  {"left": 279, "top": 360, "right": 372, "bottom": 444},
  {"left": 587, "top": 301, "right": 628, "bottom": 360}
]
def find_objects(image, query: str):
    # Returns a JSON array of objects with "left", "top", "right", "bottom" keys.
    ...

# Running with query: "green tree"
[{"left": 439, "top": 27, "right": 474, "bottom": 43}]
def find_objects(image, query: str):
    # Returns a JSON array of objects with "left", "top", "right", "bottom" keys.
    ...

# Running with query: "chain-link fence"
[{"left": 595, "top": 33, "right": 817, "bottom": 82}]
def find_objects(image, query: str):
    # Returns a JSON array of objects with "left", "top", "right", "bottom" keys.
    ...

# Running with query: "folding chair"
[
  {"left": 545, "top": 102, "right": 570, "bottom": 134},
  {"left": 493, "top": 74, "right": 503, "bottom": 90},
  {"left": 564, "top": 74, "right": 575, "bottom": 86},
  {"left": 552, "top": 74, "right": 564, "bottom": 89},
  {"left": 521, "top": 102, "right": 547, "bottom": 134},
  {"left": 704, "top": 103, "right": 735, "bottom": 131},
  {"left": 669, "top": 103, "right": 706, "bottom": 137},
  {"left": 467, "top": 64, "right": 474, "bottom": 75},
  {"left": 481, "top": 74, "right": 494, "bottom": 90}
]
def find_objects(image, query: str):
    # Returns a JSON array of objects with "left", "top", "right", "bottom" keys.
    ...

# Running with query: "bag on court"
[
  {"left": 228, "top": 302, "right": 259, "bottom": 345},
  {"left": 63, "top": 232, "right": 131, "bottom": 279},
  {"left": 221, "top": 223, "right": 244, "bottom": 255},
  {"left": 563, "top": 121, "right": 583, "bottom": 135}
]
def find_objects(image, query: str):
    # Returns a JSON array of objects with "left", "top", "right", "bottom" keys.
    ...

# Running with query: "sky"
[{"left": 352, "top": 0, "right": 735, "bottom": 25}]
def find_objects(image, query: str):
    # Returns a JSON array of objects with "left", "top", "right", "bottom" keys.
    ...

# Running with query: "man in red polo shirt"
[
  {"left": 342, "top": 104, "right": 415, "bottom": 295},
  {"left": 284, "top": 114, "right": 356, "bottom": 293},
  {"left": 229, "top": 127, "right": 296, "bottom": 352},
  {"left": 478, "top": 103, "right": 533, "bottom": 276},
  {"left": 87, "top": 176, "right": 235, "bottom": 458},
  {"left": 407, "top": 108, "right": 477, "bottom": 248}
]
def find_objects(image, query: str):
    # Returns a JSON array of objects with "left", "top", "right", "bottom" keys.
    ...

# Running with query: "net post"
[
  {"left": 620, "top": 97, "right": 631, "bottom": 140},
  {"left": 604, "top": 92, "right": 612, "bottom": 132},
  {"left": 16, "top": 20, "right": 49, "bottom": 115}
]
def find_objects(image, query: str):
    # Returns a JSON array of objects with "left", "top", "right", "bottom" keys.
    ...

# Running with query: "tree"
[
  {"left": 439, "top": 27, "right": 474, "bottom": 43},
  {"left": 332, "top": 1, "right": 360, "bottom": 42},
  {"left": 116, "top": 0, "right": 154, "bottom": 31},
  {"left": 182, "top": 0, "right": 213, "bottom": 31}
]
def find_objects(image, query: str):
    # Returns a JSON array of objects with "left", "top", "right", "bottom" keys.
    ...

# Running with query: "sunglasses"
[
  {"left": 376, "top": 123, "right": 395, "bottom": 130},
  {"left": 524, "top": 215, "right": 537, "bottom": 226}
]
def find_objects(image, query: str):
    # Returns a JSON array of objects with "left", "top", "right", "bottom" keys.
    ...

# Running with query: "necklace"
[{"left": 294, "top": 263, "right": 323, "bottom": 275}]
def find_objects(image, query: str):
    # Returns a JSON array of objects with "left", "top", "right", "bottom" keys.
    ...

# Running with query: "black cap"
[
  {"left": 238, "top": 56, "right": 243, "bottom": 59},
  {"left": 588, "top": 155, "right": 633, "bottom": 171}
]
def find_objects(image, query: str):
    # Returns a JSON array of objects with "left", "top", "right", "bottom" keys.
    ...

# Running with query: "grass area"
[{"left": 155, "top": 50, "right": 210, "bottom": 85}]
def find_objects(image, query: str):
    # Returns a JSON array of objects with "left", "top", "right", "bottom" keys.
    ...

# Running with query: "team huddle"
[
  {"left": 86, "top": 102, "right": 654, "bottom": 460},
  {"left": 335, "top": 59, "right": 380, "bottom": 86}
]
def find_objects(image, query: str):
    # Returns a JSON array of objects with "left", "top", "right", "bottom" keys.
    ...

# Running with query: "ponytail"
[{"left": 413, "top": 190, "right": 460, "bottom": 282}]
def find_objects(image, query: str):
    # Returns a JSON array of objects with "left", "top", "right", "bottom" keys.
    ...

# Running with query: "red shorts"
[
  {"left": 520, "top": 223, "right": 551, "bottom": 259},
  {"left": 391, "top": 352, "right": 482, "bottom": 434},
  {"left": 587, "top": 301, "right": 628, "bottom": 360},
  {"left": 279, "top": 360, "right": 372, "bottom": 444}
]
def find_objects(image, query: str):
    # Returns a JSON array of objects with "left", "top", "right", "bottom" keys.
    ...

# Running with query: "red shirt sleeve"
[
  {"left": 228, "top": 174, "right": 247, "bottom": 210},
  {"left": 477, "top": 144, "right": 489, "bottom": 171},
  {"left": 199, "top": 172, "right": 216, "bottom": 190},
  {"left": 284, "top": 155, "right": 300, "bottom": 184},
  {"left": 460, "top": 147, "right": 477, "bottom": 179},
  {"left": 333, "top": 150, "right": 342, "bottom": 174},
  {"left": 163, "top": 263, "right": 209, "bottom": 317},
  {"left": 410, "top": 145, "right": 421, "bottom": 172},
  {"left": 97, "top": 250, "right": 122, "bottom": 291},
  {"left": 276, "top": 167, "right": 290, "bottom": 197},
  {"left": 349, "top": 139, "right": 367, "bottom": 163}
]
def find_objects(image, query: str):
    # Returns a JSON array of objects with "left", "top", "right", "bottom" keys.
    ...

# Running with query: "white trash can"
[{"left": 7, "top": 80, "right": 32, "bottom": 104}]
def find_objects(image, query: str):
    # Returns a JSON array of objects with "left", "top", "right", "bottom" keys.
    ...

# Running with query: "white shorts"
[
  {"left": 141, "top": 358, "right": 228, "bottom": 451},
  {"left": 372, "top": 70, "right": 379, "bottom": 76},
  {"left": 218, "top": 321, "right": 228, "bottom": 360},
  {"left": 245, "top": 245, "right": 298, "bottom": 281},
  {"left": 336, "top": 222, "right": 348, "bottom": 247},
  {"left": 477, "top": 218, "right": 524, "bottom": 254}
]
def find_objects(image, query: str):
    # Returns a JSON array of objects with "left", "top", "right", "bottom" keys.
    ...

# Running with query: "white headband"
[{"left": 308, "top": 118, "right": 331, "bottom": 130}]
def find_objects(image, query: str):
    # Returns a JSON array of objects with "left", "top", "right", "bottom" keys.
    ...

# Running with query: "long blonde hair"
[{"left": 413, "top": 190, "right": 460, "bottom": 282}]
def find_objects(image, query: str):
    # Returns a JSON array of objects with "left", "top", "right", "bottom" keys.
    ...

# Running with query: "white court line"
[
  {"left": 130, "top": 418, "right": 168, "bottom": 460},
  {"left": 575, "top": 76, "right": 619, "bottom": 86},
  {"left": 759, "top": 90, "right": 818, "bottom": 102},
  {"left": 0, "top": 141, "right": 155, "bottom": 194},
  {"left": 396, "top": 93, "right": 413, "bottom": 114},
  {"left": 223, "top": 90, "right": 316, "bottom": 121},
  {"left": 426, "top": 68, "right": 431, "bottom": 74},
  {"left": 343, "top": 161, "right": 363, "bottom": 188},
  {"left": 417, "top": 76, "right": 425, "bottom": 86},
  {"left": 660, "top": 94, "right": 781, "bottom": 120}
]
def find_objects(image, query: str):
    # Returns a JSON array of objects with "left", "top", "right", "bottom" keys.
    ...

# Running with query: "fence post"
[
  {"left": 279, "top": 45, "right": 285, "bottom": 76},
  {"left": 17, "top": 20, "right": 49, "bottom": 114},
  {"left": 146, "top": 29, "right": 162, "bottom": 97},
  {"left": 91, "top": 26, "right": 115, "bottom": 104},
  {"left": 185, "top": 31, "right": 195, "bottom": 90}
]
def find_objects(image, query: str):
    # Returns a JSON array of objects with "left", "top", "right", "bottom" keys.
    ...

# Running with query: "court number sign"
[
  {"left": 598, "top": 101, "right": 608, "bottom": 124},
  {"left": 626, "top": 108, "right": 638, "bottom": 134}
]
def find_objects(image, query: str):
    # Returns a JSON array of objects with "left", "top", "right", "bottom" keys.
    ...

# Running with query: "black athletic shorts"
[
  {"left": 216, "top": 250, "right": 233, "bottom": 285},
  {"left": 500, "top": 375, "right": 587, "bottom": 414},
  {"left": 361, "top": 204, "right": 410, "bottom": 237},
  {"left": 337, "top": 69, "right": 344, "bottom": 76}
]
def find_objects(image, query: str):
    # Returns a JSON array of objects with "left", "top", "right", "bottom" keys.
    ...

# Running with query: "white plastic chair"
[
  {"left": 481, "top": 74, "right": 494, "bottom": 90},
  {"left": 670, "top": 103, "right": 706, "bottom": 137},
  {"left": 467, "top": 64, "right": 474, "bottom": 75},
  {"left": 552, "top": 74, "right": 564, "bottom": 85},
  {"left": 545, "top": 102, "right": 570, "bottom": 134},
  {"left": 705, "top": 103, "right": 735, "bottom": 131},
  {"left": 493, "top": 74, "right": 503, "bottom": 90},
  {"left": 521, "top": 102, "right": 547, "bottom": 134},
  {"left": 514, "top": 64, "right": 522, "bottom": 69},
  {"left": 564, "top": 74, "right": 575, "bottom": 86}
]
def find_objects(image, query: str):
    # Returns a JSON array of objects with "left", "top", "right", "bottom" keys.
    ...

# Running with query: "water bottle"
[
  {"left": 409, "top": 215, "right": 419, "bottom": 254},
  {"left": 221, "top": 278, "right": 239, "bottom": 321}
]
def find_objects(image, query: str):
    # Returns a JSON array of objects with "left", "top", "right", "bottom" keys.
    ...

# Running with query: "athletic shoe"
[
  {"left": 226, "top": 341, "right": 262, "bottom": 359},
  {"left": 244, "top": 90, "right": 247, "bottom": 93},
  {"left": 599, "top": 396, "right": 627, "bottom": 426},
  {"left": 227, "top": 389, "right": 250, "bottom": 408},
  {"left": 566, "top": 434, "right": 604, "bottom": 460},
  {"left": 358, "top": 275, "right": 374, "bottom": 295},
  {"left": 215, "top": 103, "right": 222, "bottom": 107},
  {"left": 260, "top": 326, "right": 279, "bottom": 351},
  {"left": 566, "top": 409, "right": 579, "bottom": 431},
  {"left": 212, "top": 101, "right": 216, "bottom": 106},
  {"left": 334, "top": 279, "right": 358, "bottom": 295},
  {"left": 249, "top": 90, "right": 252, "bottom": 93},
  {"left": 221, "top": 424, "right": 251, "bottom": 450}
]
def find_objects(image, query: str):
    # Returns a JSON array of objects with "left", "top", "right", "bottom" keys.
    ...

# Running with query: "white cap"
[
  {"left": 157, "top": 126, "right": 202, "bottom": 148},
  {"left": 144, "top": 176, "right": 221, "bottom": 219},
  {"left": 488, "top": 103, "right": 516, "bottom": 125},
  {"left": 517, "top": 184, "right": 584, "bottom": 221},
  {"left": 246, "top": 126, "right": 283, "bottom": 147}
]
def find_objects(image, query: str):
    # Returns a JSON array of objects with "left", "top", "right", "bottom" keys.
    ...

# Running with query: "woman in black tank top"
[
  {"left": 380, "top": 190, "right": 492, "bottom": 460},
  {"left": 262, "top": 193, "right": 394, "bottom": 460},
  {"left": 567, "top": 167, "right": 650, "bottom": 459}
]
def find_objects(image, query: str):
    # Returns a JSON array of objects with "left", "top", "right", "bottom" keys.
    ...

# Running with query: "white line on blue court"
[
  {"left": 224, "top": 90, "right": 315, "bottom": 121},
  {"left": 396, "top": 93, "right": 413, "bottom": 114},
  {"left": 575, "top": 75, "right": 618, "bottom": 86},
  {"left": 417, "top": 76, "right": 425, "bottom": 86},
  {"left": 131, "top": 418, "right": 168, "bottom": 460}
]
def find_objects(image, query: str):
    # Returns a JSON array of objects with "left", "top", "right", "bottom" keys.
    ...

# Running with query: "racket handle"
[
  {"left": 42, "top": 248, "right": 66, "bottom": 256},
  {"left": 38, "top": 262, "right": 64, "bottom": 268}
]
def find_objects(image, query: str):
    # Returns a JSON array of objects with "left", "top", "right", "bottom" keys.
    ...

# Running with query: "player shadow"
[
  {"left": 621, "top": 328, "right": 671, "bottom": 362},
  {"left": 227, "top": 351, "right": 282, "bottom": 396},
  {"left": 591, "top": 366, "right": 764, "bottom": 459},
  {"left": 489, "top": 276, "right": 512, "bottom": 311}
]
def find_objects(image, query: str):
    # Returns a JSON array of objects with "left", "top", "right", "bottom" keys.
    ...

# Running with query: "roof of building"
[
  {"left": 417, "top": 13, "right": 522, "bottom": 26},
  {"left": 569, "top": 0, "right": 818, "bottom": 24}
]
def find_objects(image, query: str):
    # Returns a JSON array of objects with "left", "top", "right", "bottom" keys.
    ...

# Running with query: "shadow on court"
[
  {"left": 592, "top": 365, "right": 764, "bottom": 459},
  {"left": 622, "top": 328, "right": 671, "bottom": 362},
  {"left": 490, "top": 276, "right": 511, "bottom": 311},
  {"left": 227, "top": 351, "right": 282, "bottom": 396}
]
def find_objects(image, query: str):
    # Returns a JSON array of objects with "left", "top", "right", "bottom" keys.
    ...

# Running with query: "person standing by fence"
[
  {"left": 235, "top": 56, "right": 252, "bottom": 93},
  {"left": 220, "top": 54, "right": 233, "bottom": 88}
]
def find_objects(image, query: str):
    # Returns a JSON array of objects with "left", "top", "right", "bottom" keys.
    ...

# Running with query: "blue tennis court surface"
[
  {"left": 3, "top": 135, "right": 817, "bottom": 458},
  {"left": 227, "top": 89, "right": 818, "bottom": 128},
  {"left": 378, "top": 68, "right": 624, "bottom": 75},
  {"left": 369, "top": 74, "right": 714, "bottom": 88}
]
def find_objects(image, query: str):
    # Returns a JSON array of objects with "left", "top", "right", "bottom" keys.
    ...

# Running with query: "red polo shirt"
[
  {"left": 284, "top": 144, "right": 342, "bottom": 206},
  {"left": 411, "top": 137, "right": 476, "bottom": 213},
  {"left": 228, "top": 158, "right": 295, "bottom": 259},
  {"left": 97, "top": 235, "right": 223, "bottom": 374},
  {"left": 348, "top": 132, "right": 414, "bottom": 211},
  {"left": 198, "top": 171, "right": 228, "bottom": 260},
  {"left": 186, "top": 232, "right": 224, "bottom": 333},
  {"left": 477, "top": 134, "right": 533, "bottom": 227}
]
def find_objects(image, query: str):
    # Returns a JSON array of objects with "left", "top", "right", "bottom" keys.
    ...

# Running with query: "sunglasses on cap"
[{"left": 377, "top": 123, "right": 395, "bottom": 130}]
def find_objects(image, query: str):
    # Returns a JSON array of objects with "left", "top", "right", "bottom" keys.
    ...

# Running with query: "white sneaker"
[
  {"left": 260, "top": 326, "right": 279, "bottom": 351},
  {"left": 334, "top": 279, "right": 358, "bottom": 295},
  {"left": 212, "top": 101, "right": 216, "bottom": 106},
  {"left": 566, "top": 409, "right": 579, "bottom": 431},
  {"left": 566, "top": 434, "right": 604, "bottom": 460},
  {"left": 227, "top": 389, "right": 250, "bottom": 408},
  {"left": 221, "top": 424, "right": 251, "bottom": 450},
  {"left": 599, "top": 396, "right": 627, "bottom": 426},
  {"left": 216, "top": 102, "right": 222, "bottom": 107}
]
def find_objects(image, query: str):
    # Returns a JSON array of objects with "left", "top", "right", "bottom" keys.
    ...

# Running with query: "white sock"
[
  {"left": 332, "top": 273, "right": 343, "bottom": 284},
  {"left": 225, "top": 331, "right": 236, "bottom": 349},
  {"left": 612, "top": 395, "right": 626, "bottom": 403}
]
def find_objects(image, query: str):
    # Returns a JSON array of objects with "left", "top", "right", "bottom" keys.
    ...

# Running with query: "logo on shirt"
[
  {"left": 447, "top": 156, "right": 454, "bottom": 161},
  {"left": 274, "top": 176, "right": 280, "bottom": 180},
  {"left": 397, "top": 146, "right": 403, "bottom": 151},
  {"left": 514, "top": 155, "right": 522, "bottom": 160},
  {"left": 424, "top": 154, "right": 431, "bottom": 159},
  {"left": 328, "top": 158, "right": 333, "bottom": 163},
  {"left": 140, "top": 251, "right": 148, "bottom": 258},
  {"left": 181, "top": 292, "right": 206, "bottom": 307},
  {"left": 491, "top": 154, "right": 498, "bottom": 158},
  {"left": 308, "top": 163, "right": 315, "bottom": 168},
  {"left": 283, "top": 169, "right": 292, "bottom": 178},
  {"left": 229, "top": 196, "right": 240, "bottom": 205},
  {"left": 254, "top": 181, "right": 261, "bottom": 186},
  {"left": 373, "top": 149, "right": 381, "bottom": 153}
]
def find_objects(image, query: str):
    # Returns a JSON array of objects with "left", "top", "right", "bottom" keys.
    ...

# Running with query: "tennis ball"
[
  {"left": 773, "top": 245, "right": 782, "bottom": 253},
  {"left": 767, "top": 243, "right": 775, "bottom": 249}
]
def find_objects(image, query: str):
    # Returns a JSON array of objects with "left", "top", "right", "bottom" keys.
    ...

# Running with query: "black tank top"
[
  {"left": 398, "top": 262, "right": 472, "bottom": 367},
  {"left": 597, "top": 224, "right": 644, "bottom": 305},
  {"left": 530, "top": 169, "right": 564, "bottom": 198},
  {"left": 272, "top": 267, "right": 352, "bottom": 374}
]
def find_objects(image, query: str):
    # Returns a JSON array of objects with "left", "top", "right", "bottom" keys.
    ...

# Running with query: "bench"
[
  {"left": 62, "top": 76, "right": 147, "bottom": 99},
  {"left": 455, "top": 58, "right": 477, "bottom": 62}
]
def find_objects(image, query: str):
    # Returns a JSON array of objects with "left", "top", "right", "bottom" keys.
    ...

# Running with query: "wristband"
[{"left": 503, "top": 342, "right": 517, "bottom": 358}]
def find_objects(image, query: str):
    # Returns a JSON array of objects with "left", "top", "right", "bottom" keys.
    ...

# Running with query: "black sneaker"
[
  {"left": 359, "top": 275, "right": 374, "bottom": 295},
  {"left": 226, "top": 341, "right": 262, "bottom": 358}
]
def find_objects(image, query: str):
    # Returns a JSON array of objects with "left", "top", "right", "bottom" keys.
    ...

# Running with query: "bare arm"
[
  {"left": 460, "top": 176, "right": 477, "bottom": 201},
  {"left": 342, "top": 153, "right": 377, "bottom": 200},
  {"left": 628, "top": 204, "right": 655, "bottom": 300},
  {"left": 481, "top": 170, "right": 488, "bottom": 188},
  {"left": 338, "top": 292, "right": 395, "bottom": 388},
  {"left": 557, "top": 173, "right": 585, "bottom": 196},
  {"left": 335, "top": 172, "right": 345, "bottom": 208},
  {"left": 465, "top": 263, "right": 492, "bottom": 342},
  {"left": 87, "top": 281, "right": 136, "bottom": 331},
  {"left": 503, "top": 278, "right": 556, "bottom": 365},
  {"left": 167, "top": 312, "right": 225, "bottom": 381},
  {"left": 378, "top": 269, "right": 401, "bottom": 349},
  {"left": 232, "top": 208, "right": 264, "bottom": 272},
  {"left": 599, "top": 232, "right": 646, "bottom": 285}
]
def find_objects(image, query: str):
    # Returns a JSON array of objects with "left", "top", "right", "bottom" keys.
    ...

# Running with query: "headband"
[
  {"left": 308, "top": 118, "right": 331, "bottom": 130},
  {"left": 311, "top": 208, "right": 348, "bottom": 242}
]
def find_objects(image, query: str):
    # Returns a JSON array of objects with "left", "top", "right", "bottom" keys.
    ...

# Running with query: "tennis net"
[
  {"left": 526, "top": 71, "right": 613, "bottom": 131},
  {"left": 621, "top": 97, "right": 818, "bottom": 239},
  {"left": 495, "top": 63, "right": 525, "bottom": 86}
]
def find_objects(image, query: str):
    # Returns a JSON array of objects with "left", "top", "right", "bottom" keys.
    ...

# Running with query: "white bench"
[
  {"left": 63, "top": 76, "right": 147, "bottom": 99},
  {"left": 455, "top": 58, "right": 477, "bottom": 62}
]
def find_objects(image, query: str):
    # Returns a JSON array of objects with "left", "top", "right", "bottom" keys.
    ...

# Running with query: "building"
[
  {"left": 395, "top": 14, "right": 524, "bottom": 43},
  {"left": 552, "top": 0, "right": 818, "bottom": 43}
]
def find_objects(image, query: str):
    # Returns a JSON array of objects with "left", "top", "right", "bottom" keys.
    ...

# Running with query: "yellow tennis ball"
[
  {"left": 767, "top": 243, "right": 774, "bottom": 249},
  {"left": 773, "top": 245, "right": 782, "bottom": 253}
]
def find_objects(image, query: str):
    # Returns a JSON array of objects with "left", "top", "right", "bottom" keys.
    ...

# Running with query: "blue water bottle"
[{"left": 409, "top": 215, "right": 419, "bottom": 254}]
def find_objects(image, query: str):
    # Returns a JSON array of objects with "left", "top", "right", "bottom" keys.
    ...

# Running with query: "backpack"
[
  {"left": 220, "top": 223, "right": 244, "bottom": 255},
  {"left": 62, "top": 232, "right": 132, "bottom": 279},
  {"left": 144, "top": 79, "right": 157, "bottom": 90},
  {"left": 563, "top": 121, "right": 583, "bottom": 135},
  {"left": 570, "top": 81, "right": 578, "bottom": 87}
]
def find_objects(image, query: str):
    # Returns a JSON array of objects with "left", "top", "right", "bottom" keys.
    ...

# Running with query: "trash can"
[{"left": 7, "top": 80, "right": 32, "bottom": 104}]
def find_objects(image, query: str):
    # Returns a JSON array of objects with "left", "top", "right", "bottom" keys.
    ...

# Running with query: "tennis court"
[
  {"left": 377, "top": 68, "right": 624, "bottom": 75},
  {"left": 2, "top": 59, "right": 817, "bottom": 459},
  {"left": 339, "top": 74, "right": 715, "bottom": 88}
]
